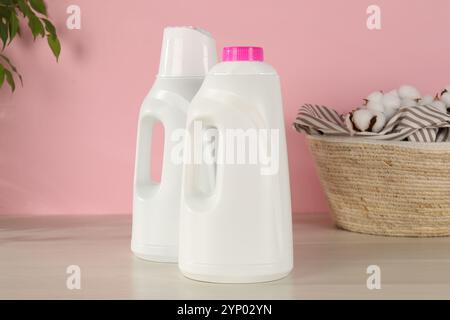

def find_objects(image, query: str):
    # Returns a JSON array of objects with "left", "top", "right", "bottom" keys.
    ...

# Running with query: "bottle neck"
[{"left": 209, "top": 61, "right": 277, "bottom": 76}]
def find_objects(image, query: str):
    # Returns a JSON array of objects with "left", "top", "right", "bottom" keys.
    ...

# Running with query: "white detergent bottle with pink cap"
[
  {"left": 178, "top": 46, "right": 293, "bottom": 282},
  {"left": 131, "top": 26, "right": 217, "bottom": 262}
]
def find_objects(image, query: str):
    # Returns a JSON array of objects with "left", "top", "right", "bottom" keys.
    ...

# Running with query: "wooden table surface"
[{"left": 1, "top": 213, "right": 449, "bottom": 299}]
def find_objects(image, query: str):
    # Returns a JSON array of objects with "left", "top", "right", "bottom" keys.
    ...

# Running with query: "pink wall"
[{"left": 1, "top": 0, "right": 450, "bottom": 215}]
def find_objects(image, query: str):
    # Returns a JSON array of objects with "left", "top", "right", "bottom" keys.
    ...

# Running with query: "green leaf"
[
  {"left": 0, "top": 54, "right": 16, "bottom": 71},
  {"left": 28, "top": 13, "right": 45, "bottom": 38},
  {"left": 0, "top": 7, "right": 12, "bottom": 19},
  {"left": 0, "top": 20, "right": 8, "bottom": 50},
  {"left": 42, "top": 18, "right": 56, "bottom": 36},
  {"left": 0, "top": 64, "right": 5, "bottom": 88},
  {"left": 9, "top": 10, "right": 19, "bottom": 43},
  {"left": 17, "top": 0, "right": 30, "bottom": 17},
  {"left": 29, "top": 0, "right": 47, "bottom": 16},
  {"left": 0, "top": 54, "right": 23, "bottom": 85},
  {"left": 4, "top": 68, "right": 15, "bottom": 92},
  {"left": 47, "top": 33, "right": 60, "bottom": 60},
  {"left": 1, "top": 0, "right": 14, "bottom": 6}
]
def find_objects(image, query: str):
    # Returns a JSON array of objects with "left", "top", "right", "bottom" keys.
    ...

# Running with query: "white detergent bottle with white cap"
[
  {"left": 179, "top": 46, "right": 293, "bottom": 282},
  {"left": 131, "top": 27, "right": 217, "bottom": 262}
]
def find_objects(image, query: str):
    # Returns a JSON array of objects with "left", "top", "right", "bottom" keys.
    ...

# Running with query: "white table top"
[{"left": 1, "top": 213, "right": 449, "bottom": 299}]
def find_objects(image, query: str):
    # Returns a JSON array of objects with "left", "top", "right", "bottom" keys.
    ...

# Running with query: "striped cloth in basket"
[{"left": 293, "top": 104, "right": 450, "bottom": 142}]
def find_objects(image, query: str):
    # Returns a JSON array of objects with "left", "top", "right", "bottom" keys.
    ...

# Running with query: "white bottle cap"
[{"left": 158, "top": 26, "right": 217, "bottom": 77}]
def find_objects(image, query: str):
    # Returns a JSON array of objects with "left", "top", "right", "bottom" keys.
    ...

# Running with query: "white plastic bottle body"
[
  {"left": 131, "top": 77, "right": 204, "bottom": 262},
  {"left": 179, "top": 62, "right": 293, "bottom": 283}
]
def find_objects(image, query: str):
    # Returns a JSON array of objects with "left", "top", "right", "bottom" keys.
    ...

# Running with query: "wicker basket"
[{"left": 308, "top": 135, "right": 450, "bottom": 237}]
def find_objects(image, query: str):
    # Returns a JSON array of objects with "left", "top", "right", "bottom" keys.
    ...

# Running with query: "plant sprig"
[{"left": 0, "top": 0, "right": 60, "bottom": 92}]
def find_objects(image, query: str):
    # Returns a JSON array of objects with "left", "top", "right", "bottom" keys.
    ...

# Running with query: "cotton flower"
[
  {"left": 382, "top": 90, "right": 401, "bottom": 109},
  {"left": 354, "top": 85, "right": 450, "bottom": 133},
  {"left": 398, "top": 85, "right": 421, "bottom": 101},
  {"left": 364, "top": 90, "right": 384, "bottom": 112},
  {"left": 383, "top": 105, "right": 397, "bottom": 119},
  {"left": 440, "top": 86, "right": 450, "bottom": 107},
  {"left": 345, "top": 108, "right": 386, "bottom": 133},
  {"left": 370, "top": 111, "right": 387, "bottom": 133},
  {"left": 400, "top": 99, "right": 418, "bottom": 107},
  {"left": 366, "top": 100, "right": 384, "bottom": 113},
  {"left": 418, "top": 95, "right": 434, "bottom": 106},
  {"left": 362, "top": 89, "right": 400, "bottom": 121},
  {"left": 365, "top": 91, "right": 384, "bottom": 103}
]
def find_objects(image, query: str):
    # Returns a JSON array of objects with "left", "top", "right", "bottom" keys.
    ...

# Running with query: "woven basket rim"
[{"left": 307, "top": 135, "right": 450, "bottom": 150}]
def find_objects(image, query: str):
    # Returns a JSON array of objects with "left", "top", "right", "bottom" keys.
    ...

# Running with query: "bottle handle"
[
  {"left": 134, "top": 111, "right": 161, "bottom": 200},
  {"left": 183, "top": 99, "right": 262, "bottom": 213}
]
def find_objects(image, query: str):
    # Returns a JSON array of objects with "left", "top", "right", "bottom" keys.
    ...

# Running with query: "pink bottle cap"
[{"left": 222, "top": 46, "right": 264, "bottom": 62}]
